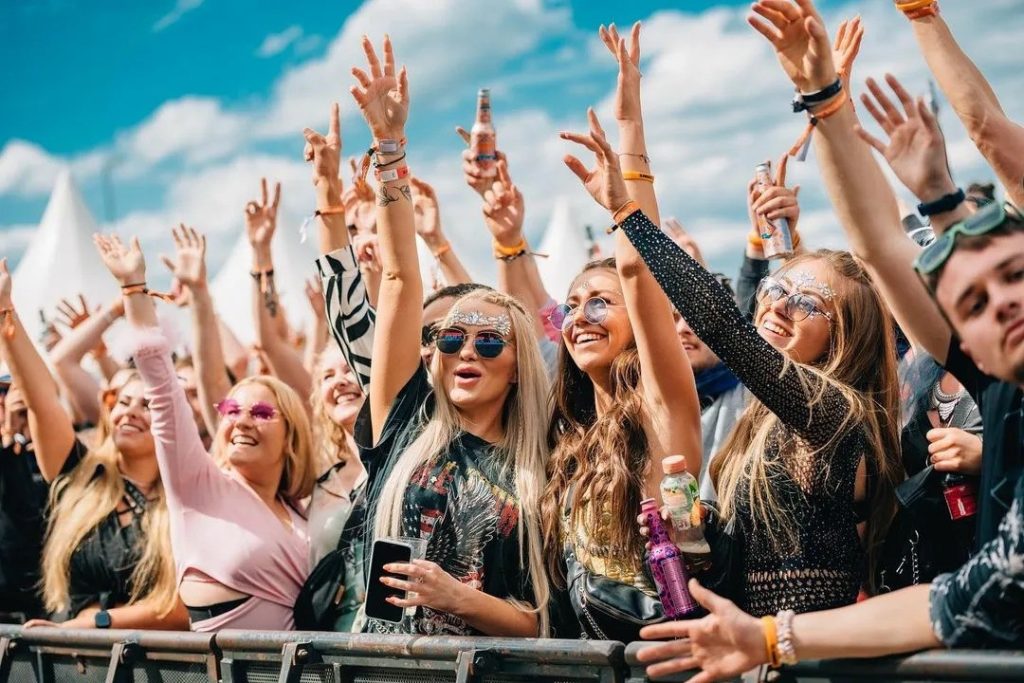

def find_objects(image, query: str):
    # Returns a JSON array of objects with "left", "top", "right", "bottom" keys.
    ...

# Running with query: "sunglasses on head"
[
  {"left": 214, "top": 398, "right": 279, "bottom": 423},
  {"left": 548, "top": 297, "right": 612, "bottom": 332},
  {"left": 757, "top": 277, "right": 833, "bottom": 323},
  {"left": 434, "top": 328, "right": 510, "bottom": 359},
  {"left": 914, "top": 202, "right": 1023, "bottom": 277}
]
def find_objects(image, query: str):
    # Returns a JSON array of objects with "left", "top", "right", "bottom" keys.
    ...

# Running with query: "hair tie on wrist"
[
  {"left": 432, "top": 242, "right": 452, "bottom": 258},
  {"left": 121, "top": 283, "right": 175, "bottom": 303},
  {"left": 917, "top": 188, "right": 965, "bottom": 217}
]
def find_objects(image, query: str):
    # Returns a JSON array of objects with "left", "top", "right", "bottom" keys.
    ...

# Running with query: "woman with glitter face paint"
[
  {"left": 333, "top": 35, "right": 552, "bottom": 637},
  {"left": 555, "top": 26, "right": 902, "bottom": 621}
]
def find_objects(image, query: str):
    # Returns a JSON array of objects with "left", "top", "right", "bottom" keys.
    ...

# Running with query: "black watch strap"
[
  {"left": 94, "top": 610, "right": 112, "bottom": 629},
  {"left": 917, "top": 188, "right": 965, "bottom": 217}
]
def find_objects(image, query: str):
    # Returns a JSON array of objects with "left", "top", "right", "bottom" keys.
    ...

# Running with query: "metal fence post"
[
  {"left": 278, "top": 641, "right": 321, "bottom": 683},
  {"left": 0, "top": 637, "right": 14, "bottom": 682},
  {"left": 104, "top": 641, "right": 140, "bottom": 683}
]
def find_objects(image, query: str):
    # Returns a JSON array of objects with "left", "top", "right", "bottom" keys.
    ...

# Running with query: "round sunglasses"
[
  {"left": 434, "top": 328, "right": 510, "bottom": 359},
  {"left": 548, "top": 297, "right": 612, "bottom": 332},
  {"left": 757, "top": 277, "right": 833, "bottom": 323},
  {"left": 214, "top": 398, "right": 279, "bottom": 423}
]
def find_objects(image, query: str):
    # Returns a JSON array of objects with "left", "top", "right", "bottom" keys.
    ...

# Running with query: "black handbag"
[
  {"left": 565, "top": 548, "right": 664, "bottom": 642},
  {"left": 294, "top": 548, "right": 348, "bottom": 630}
]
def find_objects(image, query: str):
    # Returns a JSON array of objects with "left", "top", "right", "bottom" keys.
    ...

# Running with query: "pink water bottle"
[{"left": 641, "top": 498, "right": 698, "bottom": 618}]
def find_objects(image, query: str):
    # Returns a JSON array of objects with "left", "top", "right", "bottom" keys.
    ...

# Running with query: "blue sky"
[{"left": 2, "top": 0, "right": 1021, "bottom": 297}]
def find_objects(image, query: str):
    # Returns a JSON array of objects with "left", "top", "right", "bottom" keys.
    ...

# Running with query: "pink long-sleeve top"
[{"left": 132, "top": 327, "right": 309, "bottom": 631}]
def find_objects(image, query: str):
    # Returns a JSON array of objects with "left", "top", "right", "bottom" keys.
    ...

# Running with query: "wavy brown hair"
[
  {"left": 541, "top": 258, "right": 651, "bottom": 585},
  {"left": 711, "top": 250, "right": 902, "bottom": 590}
]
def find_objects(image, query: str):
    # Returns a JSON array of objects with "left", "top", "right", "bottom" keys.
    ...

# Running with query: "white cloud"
[
  {"left": 258, "top": 0, "right": 572, "bottom": 138},
  {"left": 0, "top": 141, "right": 66, "bottom": 196},
  {"left": 115, "top": 97, "right": 250, "bottom": 173},
  {"left": 153, "top": 0, "right": 205, "bottom": 32},
  {"left": 257, "top": 25, "right": 304, "bottom": 58}
]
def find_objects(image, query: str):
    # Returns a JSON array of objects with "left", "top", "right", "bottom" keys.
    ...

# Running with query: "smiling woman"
[{"left": 91, "top": 230, "right": 318, "bottom": 632}]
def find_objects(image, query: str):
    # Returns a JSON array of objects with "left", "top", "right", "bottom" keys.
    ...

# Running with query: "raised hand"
[
  {"left": 349, "top": 35, "right": 408, "bottom": 142},
  {"left": 352, "top": 232, "right": 382, "bottom": 272},
  {"left": 55, "top": 294, "right": 93, "bottom": 330},
  {"left": 832, "top": 16, "right": 864, "bottom": 87},
  {"left": 855, "top": 74, "right": 955, "bottom": 203},
  {"left": 636, "top": 580, "right": 766, "bottom": 682},
  {"left": 482, "top": 160, "right": 526, "bottom": 248},
  {"left": 0, "top": 258, "right": 12, "bottom": 309},
  {"left": 304, "top": 277, "right": 326, "bottom": 320},
  {"left": 93, "top": 233, "right": 147, "bottom": 286},
  {"left": 408, "top": 177, "right": 444, "bottom": 248},
  {"left": 560, "top": 108, "right": 631, "bottom": 213},
  {"left": 749, "top": 0, "right": 837, "bottom": 93},
  {"left": 245, "top": 178, "right": 281, "bottom": 249},
  {"left": 344, "top": 158, "right": 377, "bottom": 234},
  {"left": 663, "top": 218, "right": 707, "bottom": 268},
  {"left": 599, "top": 22, "right": 642, "bottom": 123},
  {"left": 456, "top": 128, "right": 507, "bottom": 197},
  {"left": 160, "top": 224, "right": 208, "bottom": 290},
  {"left": 303, "top": 102, "right": 342, "bottom": 195}
]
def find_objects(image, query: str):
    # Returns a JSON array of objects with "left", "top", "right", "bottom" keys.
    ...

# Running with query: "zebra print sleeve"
[{"left": 316, "top": 246, "right": 376, "bottom": 391}]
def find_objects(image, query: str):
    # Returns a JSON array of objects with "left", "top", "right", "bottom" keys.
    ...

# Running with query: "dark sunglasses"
[
  {"left": 214, "top": 398, "right": 279, "bottom": 423},
  {"left": 548, "top": 297, "right": 612, "bottom": 332},
  {"left": 434, "top": 328, "right": 510, "bottom": 359},
  {"left": 757, "top": 277, "right": 833, "bottom": 323},
  {"left": 914, "top": 201, "right": 1023, "bottom": 276}
]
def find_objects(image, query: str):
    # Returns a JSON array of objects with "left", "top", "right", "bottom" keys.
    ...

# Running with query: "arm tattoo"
[
  {"left": 377, "top": 185, "right": 398, "bottom": 207},
  {"left": 397, "top": 184, "right": 412, "bottom": 202},
  {"left": 262, "top": 274, "right": 278, "bottom": 317}
]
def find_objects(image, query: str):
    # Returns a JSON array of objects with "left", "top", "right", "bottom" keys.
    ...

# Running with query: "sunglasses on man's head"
[
  {"left": 548, "top": 297, "right": 612, "bottom": 332},
  {"left": 434, "top": 328, "right": 510, "bottom": 359},
  {"left": 914, "top": 202, "right": 1023, "bottom": 277},
  {"left": 214, "top": 398, "right": 279, "bottom": 423},
  {"left": 757, "top": 277, "right": 832, "bottom": 323}
]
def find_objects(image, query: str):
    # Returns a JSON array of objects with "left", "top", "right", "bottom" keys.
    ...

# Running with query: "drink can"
[{"left": 755, "top": 162, "right": 794, "bottom": 259}]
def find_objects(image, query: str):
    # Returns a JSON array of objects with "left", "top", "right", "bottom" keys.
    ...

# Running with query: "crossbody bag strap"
[{"left": 121, "top": 478, "right": 151, "bottom": 517}]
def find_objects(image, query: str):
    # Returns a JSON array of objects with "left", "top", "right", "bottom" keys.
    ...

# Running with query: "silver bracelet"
[{"left": 775, "top": 609, "right": 798, "bottom": 665}]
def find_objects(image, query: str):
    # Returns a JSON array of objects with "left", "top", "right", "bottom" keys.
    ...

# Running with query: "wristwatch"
[{"left": 94, "top": 610, "right": 112, "bottom": 629}]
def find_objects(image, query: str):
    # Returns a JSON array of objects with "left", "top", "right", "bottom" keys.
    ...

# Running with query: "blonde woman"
[
  {"left": 336, "top": 36, "right": 551, "bottom": 637},
  {"left": 94, "top": 232, "right": 317, "bottom": 632},
  {"left": 0, "top": 260, "right": 185, "bottom": 629}
]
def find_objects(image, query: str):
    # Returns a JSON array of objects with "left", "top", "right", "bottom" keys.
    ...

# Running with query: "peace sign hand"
[
  {"left": 350, "top": 35, "right": 409, "bottom": 142},
  {"left": 245, "top": 178, "right": 281, "bottom": 250},
  {"left": 303, "top": 103, "right": 342, "bottom": 196}
]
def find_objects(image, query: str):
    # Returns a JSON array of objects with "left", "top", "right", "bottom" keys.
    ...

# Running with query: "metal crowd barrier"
[{"left": 1, "top": 625, "right": 1021, "bottom": 683}]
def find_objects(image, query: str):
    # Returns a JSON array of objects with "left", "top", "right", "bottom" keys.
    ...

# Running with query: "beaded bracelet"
[{"left": 775, "top": 609, "right": 798, "bottom": 666}]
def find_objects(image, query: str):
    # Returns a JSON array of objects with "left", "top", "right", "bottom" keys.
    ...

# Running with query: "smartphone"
[{"left": 364, "top": 539, "right": 412, "bottom": 623}]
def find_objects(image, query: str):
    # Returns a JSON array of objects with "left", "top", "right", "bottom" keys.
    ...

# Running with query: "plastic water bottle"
[
  {"left": 660, "top": 455, "right": 711, "bottom": 558},
  {"left": 641, "top": 498, "right": 698, "bottom": 618}
]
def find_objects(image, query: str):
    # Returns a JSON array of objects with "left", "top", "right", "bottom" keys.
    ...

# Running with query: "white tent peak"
[
  {"left": 536, "top": 196, "right": 591, "bottom": 299},
  {"left": 12, "top": 169, "right": 118, "bottom": 343}
]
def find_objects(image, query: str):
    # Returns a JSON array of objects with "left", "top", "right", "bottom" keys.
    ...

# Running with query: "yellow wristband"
[
  {"left": 896, "top": 0, "right": 936, "bottom": 11},
  {"left": 432, "top": 242, "right": 451, "bottom": 258},
  {"left": 493, "top": 238, "right": 528, "bottom": 256},
  {"left": 762, "top": 616, "right": 780, "bottom": 668},
  {"left": 622, "top": 171, "right": 655, "bottom": 183}
]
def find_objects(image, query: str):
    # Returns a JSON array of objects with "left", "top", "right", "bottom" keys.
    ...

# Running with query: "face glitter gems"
[
  {"left": 785, "top": 270, "right": 836, "bottom": 300},
  {"left": 448, "top": 307, "right": 512, "bottom": 336}
]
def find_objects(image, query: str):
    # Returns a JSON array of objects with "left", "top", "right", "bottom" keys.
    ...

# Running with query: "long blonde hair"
[
  {"left": 711, "top": 251, "right": 902, "bottom": 587},
  {"left": 371, "top": 291, "right": 552, "bottom": 634},
  {"left": 42, "top": 375, "right": 177, "bottom": 616},
  {"left": 212, "top": 375, "right": 317, "bottom": 502}
]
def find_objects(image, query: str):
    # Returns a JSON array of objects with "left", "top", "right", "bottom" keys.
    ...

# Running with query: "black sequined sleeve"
[{"left": 620, "top": 210, "right": 849, "bottom": 444}]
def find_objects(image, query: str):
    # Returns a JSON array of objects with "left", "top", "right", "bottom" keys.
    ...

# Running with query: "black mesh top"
[{"left": 621, "top": 210, "right": 866, "bottom": 615}]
